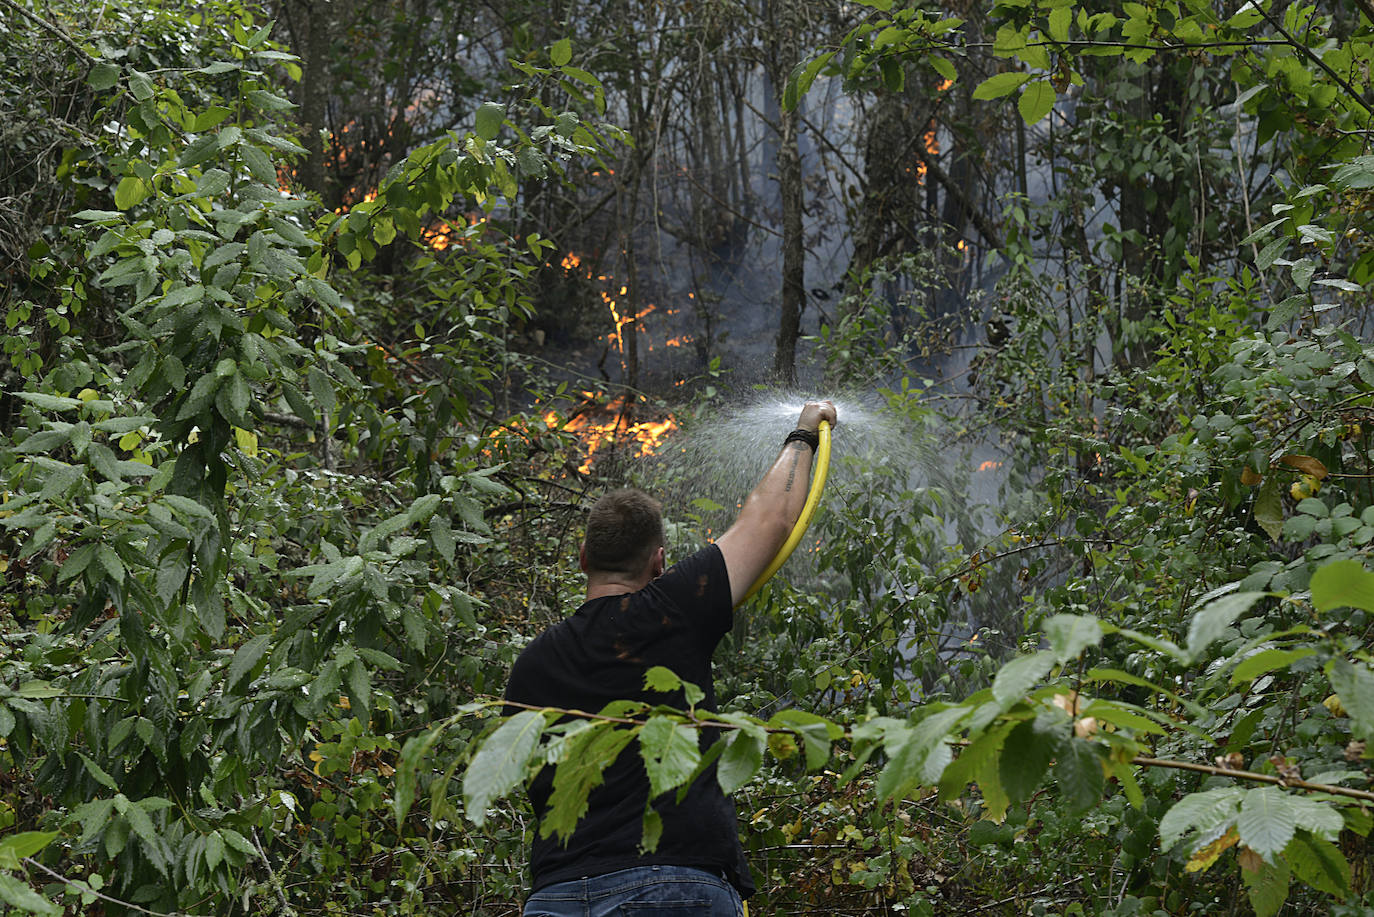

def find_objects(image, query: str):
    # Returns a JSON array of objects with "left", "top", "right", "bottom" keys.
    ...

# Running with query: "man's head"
[{"left": 581, "top": 488, "right": 665, "bottom": 579}]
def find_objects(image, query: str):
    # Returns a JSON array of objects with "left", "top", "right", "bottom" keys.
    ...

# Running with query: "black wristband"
[{"left": 784, "top": 428, "right": 820, "bottom": 452}]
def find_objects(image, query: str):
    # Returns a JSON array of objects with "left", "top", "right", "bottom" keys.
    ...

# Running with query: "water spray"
[{"left": 738, "top": 419, "right": 833, "bottom": 605}]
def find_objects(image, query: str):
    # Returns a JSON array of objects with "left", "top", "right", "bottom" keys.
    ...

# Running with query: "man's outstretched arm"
[{"left": 716, "top": 400, "right": 837, "bottom": 607}]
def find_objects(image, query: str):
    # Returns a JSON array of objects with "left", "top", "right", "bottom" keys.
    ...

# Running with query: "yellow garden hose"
[{"left": 740, "top": 420, "right": 832, "bottom": 604}]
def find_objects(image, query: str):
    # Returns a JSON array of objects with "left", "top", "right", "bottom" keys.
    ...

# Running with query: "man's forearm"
[{"left": 741, "top": 440, "right": 814, "bottom": 540}]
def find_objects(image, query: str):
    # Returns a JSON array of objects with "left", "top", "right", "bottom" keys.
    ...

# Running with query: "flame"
[
  {"left": 977, "top": 460, "right": 1003, "bottom": 472},
  {"left": 664, "top": 335, "right": 693, "bottom": 347},
  {"left": 426, "top": 218, "right": 465, "bottom": 251},
  {"left": 544, "top": 393, "right": 679, "bottom": 474},
  {"left": 937, "top": 78, "right": 954, "bottom": 92},
  {"left": 916, "top": 128, "right": 940, "bottom": 181},
  {"left": 561, "top": 252, "right": 582, "bottom": 271},
  {"left": 956, "top": 240, "right": 968, "bottom": 252}
]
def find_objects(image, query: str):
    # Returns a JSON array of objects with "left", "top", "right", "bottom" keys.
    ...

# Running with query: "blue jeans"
[{"left": 523, "top": 865, "right": 745, "bottom": 916}]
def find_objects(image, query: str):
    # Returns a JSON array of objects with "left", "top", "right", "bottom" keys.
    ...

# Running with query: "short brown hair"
[{"left": 583, "top": 488, "right": 664, "bottom": 575}]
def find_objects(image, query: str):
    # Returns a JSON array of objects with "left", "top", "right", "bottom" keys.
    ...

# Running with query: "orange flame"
[
  {"left": 544, "top": 393, "right": 679, "bottom": 474},
  {"left": 977, "top": 460, "right": 1003, "bottom": 472}
]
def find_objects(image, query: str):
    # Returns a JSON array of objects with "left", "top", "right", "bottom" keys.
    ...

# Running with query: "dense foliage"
[{"left": 2, "top": 0, "right": 1374, "bottom": 914}]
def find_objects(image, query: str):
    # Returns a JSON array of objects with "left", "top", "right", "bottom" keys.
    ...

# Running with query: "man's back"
[{"left": 504, "top": 544, "right": 754, "bottom": 897}]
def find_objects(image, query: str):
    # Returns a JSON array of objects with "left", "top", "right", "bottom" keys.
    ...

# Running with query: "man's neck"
[{"left": 584, "top": 578, "right": 646, "bottom": 601}]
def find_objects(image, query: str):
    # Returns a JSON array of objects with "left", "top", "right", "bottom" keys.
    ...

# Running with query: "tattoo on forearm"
[{"left": 783, "top": 449, "right": 801, "bottom": 492}]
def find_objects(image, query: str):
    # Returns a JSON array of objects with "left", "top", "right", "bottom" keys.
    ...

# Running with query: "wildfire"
[
  {"left": 977, "top": 460, "right": 1003, "bottom": 472},
  {"left": 916, "top": 127, "right": 939, "bottom": 180},
  {"left": 426, "top": 217, "right": 468, "bottom": 251},
  {"left": 543, "top": 392, "right": 679, "bottom": 474},
  {"left": 664, "top": 335, "right": 693, "bottom": 348}
]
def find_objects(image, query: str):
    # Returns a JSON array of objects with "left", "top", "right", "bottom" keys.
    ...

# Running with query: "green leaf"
[
  {"left": 783, "top": 51, "right": 837, "bottom": 111},
  {"left": 1242, "top": 856, "right": 1290, "bottom": 917},
  {"left": 0, "top": 874, "right": 60, "bottom": 916},
  {"left": 96, "top": 544, "right": 125, "bottom": 583},
  {"left": 1237, "top": 787, "right": 1296, "bottom": 861},
  {"left": 307, "top": 366, "right": 337, "bottom": 420},
  {"left": 877, "top": 705, "right": 969, "bottom": 800},
  {"left": 1311, "top": 559, "right": 1374, "bottom": 613},
  {"left": 16, "top": 681, "right": 62, "bottom": 699},
  {"left": 114, "top": 176, "right": 149, "bottom": 211},
  {"left": 992, "top": 649, "right": 1055, "bottom": 707},
  {"left": 1047, "top": 5, "right": 1072, "bottom": 41},
  {"left": 113, "top": 794, "right": 164, "bottom": 873},
  {"left": 226, "top": 634, "right": 271, "bottom": 692},
  {"left": 717, "top": 726, "right": 765, "bottom": 794},
  {"left": 550, "top": 38, "right": 572, "bottom": 66},
  {"left": 241, "top": 144, "right": 277, "bottom": 185},
  {"left": 474, "top": 101, "right": 505, "bottom": 141},
  {"left": 1186, "top": 591, "right": 1265, "bottom": 661},
  {"left": 77, "top": 752, "right": 118, "bottom": 790},
  {"left": 1328, "top": 657, "right": 1374, "bottom": 740},
  {"left": 972, "top": 71, "right": 1032, "bottom": 100},
  {"left": 1241, "top": 217, "right": 1288, "bottom": 245},
  {"left": 463, "top": 710, "right": 545, "bottom": 825},
  {"left": 1254, "top": 475, "right": 1284, "bottom": 540},
  {"left": 430, "top": 514, "right": 456, "bottom": 563},
  {"left": 1230, "top": 647, "right": 1316, "bottom": 686},
  {"left": 642, "top": 666, "right": 705, "bottom": 706},
  {"left": 1288, "top": 795, "right": 1342, "bottom": 839},
  {"left": 246, "top": 88, "right": 295, "bottom": 111},
  {"left": 1017, "top": 80, "right": 1056, "bottom": 124},
  {"left": 128, "top": 69, "right": 154, "bottom": 101},
  {"left": 938, "top": 718, "right": 1012, "bottom": 803},
  {"left": 639, "top": 715, "right": 702, "bottom": 799},
  {"left": 1291, "top": 258, "right": 1315, "bottom": 291},
  {"left": 394, "top": 723, "right": 447, "bottom": 826},
  {"left": 1284, "top": 830, "right": 1350, "bottom": 896},
  {"left": 1158, "top": 787, "right": 1244, "bottom": 851},
  {"left": 204, "top": 831, "right": 225, "bottom": 873},
  {"left": 13, "top": 391, "right": 82, "bottom": 411},
  {"left": 639, "top": 806, "right": 663, "bottom": 853},
  {"left": 770, "top": 708, "right": 843, "bottom": 771},
  {"left": 87, "top": 61, "right": 120, "bottom": 91},
  {"left": 1053, "top": 738, "right": 1105, "bottom": 814},
  {"left": 998, "top": 718, "right": 1058, "bottom": 805},
  {"left": 543, "top": 722, "right": 638, "bottom": 841},
  {"left": 928, "top": 56, "right": 957, "bottom": 82},
  {"left": 0, "top": 831, "right": 58, "bottom": 861},
  {"left": 1045, "top": 613, "right": 1103, "bottom": 664}
]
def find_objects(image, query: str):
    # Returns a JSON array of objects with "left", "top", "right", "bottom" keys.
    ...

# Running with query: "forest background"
[{"left": 2, "top": 0, "right": 1374, "bottom": 913}]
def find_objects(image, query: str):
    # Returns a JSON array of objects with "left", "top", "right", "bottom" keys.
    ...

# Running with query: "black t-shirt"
[{"left": 503, "top": 543, "right": 755, "bottom": 897}]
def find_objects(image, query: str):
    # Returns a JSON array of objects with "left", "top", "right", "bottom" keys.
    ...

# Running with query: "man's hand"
[{"left": 797, "top": 400, "right": 837, "bottom": 434}]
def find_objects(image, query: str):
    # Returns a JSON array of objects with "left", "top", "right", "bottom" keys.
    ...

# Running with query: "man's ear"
[
  {"left": 578, "top": 542, "right": 589, "bottom": 573},
  {"left": 651, "top": 545, "right": 665, "bottom": 578}
]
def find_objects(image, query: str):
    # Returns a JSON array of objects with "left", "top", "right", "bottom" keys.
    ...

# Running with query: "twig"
[
  {"left": 1256, "top": 2, "right": 1373, "bottom": 115},
  {"left": 22, "top": 858, "right": 186, "bottom": 917},
  {"left": 1133, "top": 756, "right": 1374, "bottom": 803},
  {"left": 0, "top": 0, "right": 96, "bottom": 63},
  {"left": 251, "top": 827, "right": 294, "bottom": 915}
]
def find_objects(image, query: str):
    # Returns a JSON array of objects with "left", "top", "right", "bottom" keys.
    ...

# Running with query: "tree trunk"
[{"left": 766, "top": 0, "right": 804, "bottom": 384}]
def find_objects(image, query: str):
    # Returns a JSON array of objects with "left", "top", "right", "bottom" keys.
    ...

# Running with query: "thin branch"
[
  {"left": 1256, "top": 2, "right": 1373, "bottom": 115},
  {"left": 23, "top": 858, "right": 185, "bottom": 917},
  {"left": 1133, "top": 756, "right": 1374, "bottom": 803},
  {"left": 0, "top": 0, "right": 96, "bottom": 63}
]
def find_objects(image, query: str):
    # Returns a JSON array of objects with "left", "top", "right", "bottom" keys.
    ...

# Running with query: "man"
[{"left": 504, "top": 400, "right": 837, "bottom": 916}]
